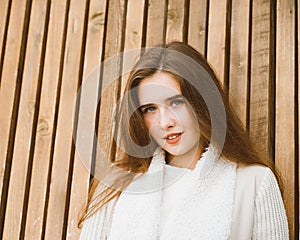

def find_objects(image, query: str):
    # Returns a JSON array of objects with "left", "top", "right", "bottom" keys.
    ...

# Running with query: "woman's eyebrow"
[
  {"left": 138, "top": 94, "right": 184, "bottom": 110},
  {"left": 165, "top": 94, "right": 184, "bottom": 102},
  {"left": 138, "top": 103, "right": 153, "bottom": 110}
]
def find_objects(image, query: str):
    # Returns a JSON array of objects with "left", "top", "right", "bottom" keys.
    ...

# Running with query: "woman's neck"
[{"left": 166, "top": 144, "right": 205, "bottom": 170}]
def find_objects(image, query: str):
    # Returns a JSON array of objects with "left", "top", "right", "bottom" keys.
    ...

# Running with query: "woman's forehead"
[{"left": 137, "top": 72, "right": 182, "bottom": 105}]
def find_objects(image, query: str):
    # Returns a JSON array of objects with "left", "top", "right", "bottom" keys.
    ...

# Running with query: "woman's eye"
[
  {"left": 171, "top": 99, "right": 184, "bottom": 106},
  {"left": 143, "top": 106, "right": 156, "bottom": 113}
]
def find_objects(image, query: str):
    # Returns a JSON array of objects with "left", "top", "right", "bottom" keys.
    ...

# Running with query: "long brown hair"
[{"left": 78, "top": 41, "right": 279, "bottom": 227}]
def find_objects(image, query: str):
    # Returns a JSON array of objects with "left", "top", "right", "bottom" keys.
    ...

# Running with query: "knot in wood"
[
  {"left": 90, "top": 12, "right": 105, "bottom": 32},
  {"left": 199, "top": 29, "right": 205, "bottom": 36},
  {"left": 28, "top": 102, "right": 36, "bottom": 114},
  {"left": 130, "top": 31, "right": 139, "bottom": 44},
  {"left": 35, "top": 33, "right": 43, "bottom": 43},
  {"left": 168, "top": 9, "right": 177, "bottom": 22},
  {"left": 37, "top": 119, "right": 49, "bottom": 136}
]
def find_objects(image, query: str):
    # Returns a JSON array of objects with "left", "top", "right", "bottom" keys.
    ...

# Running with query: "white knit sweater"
[{"left": 80, "top": 147, "right": 289, "bottom": 239}]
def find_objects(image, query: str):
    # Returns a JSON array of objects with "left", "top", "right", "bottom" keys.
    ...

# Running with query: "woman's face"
[{"left": 137, "top": 71, "right": 201, "bottom": 162}]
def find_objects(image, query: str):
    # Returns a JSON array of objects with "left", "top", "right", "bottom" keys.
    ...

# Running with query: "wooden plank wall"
[{"left": 0, "top": 0, "right": 298, "bottom": 239}]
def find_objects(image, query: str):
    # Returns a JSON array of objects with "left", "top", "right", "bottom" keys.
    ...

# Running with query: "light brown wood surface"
[
  {"left": 0, "top": 0, "right": 10, "bottom": 64},
  {"left": 24, "top": 1, "right": 68, "bottom": 238},
  {"left": 120, "top": 0, "right": 145, "bottom": 94},
  {"left": 43, "top": 0, "right": 87, "bottom": 238},
  {"left": 145, "top": 0, "right": 166, "bottom": 46},
  {"left": 166, "top": 0, "right": 186, "bottom": 42},
  {"left": 275, "top": 0, "right": 296, "bottom": 236},
  {"left": 249, "top": 0, "right": 272, "bottom": 158},
  {"left": 207, "top": 0, "right": 228, "bottom": 85},
  {"left": 0, "top": 1, "right": 27, "bottom": 224},
  {"left": 95, "top": 0, "right": 127, "bottom": 183},
  {"left": 0, "top": 1, "right": 298, "bottom": 239},
  {"left": 228, "top": 0, "right": 250, "bottom": 126},
  {"left": 188, "top": 0, "right": 207, "bottom": 55},
  {"left": 2, "top": 0, "right": 48, "bottom": 238},
  {"left": 66, "top": 0, "right": 107, "bottom": 239}
]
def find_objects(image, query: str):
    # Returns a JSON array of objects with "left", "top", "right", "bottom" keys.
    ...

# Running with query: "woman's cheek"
[
  {"left": 143, "top": 116, "right": 153, "bottom": 130},
  {"left": 175, "top": 108, "right": 189, "bottom": 125},
  {"left": 144, "top": 117, "right": 158, "bottom": 139},
  {"left": 147, "top": 124, "right": 165, "bottom": 146}
]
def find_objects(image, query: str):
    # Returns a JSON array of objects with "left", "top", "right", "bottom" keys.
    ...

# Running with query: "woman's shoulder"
[
  {"left": 235, "top": 163, "right": 278, "bottom": 196},
  {"left": 232, "top": 163, "right": 281, "bottom": 217},
  {"left": 236, "top": 163, "right": 268, "bottom": 178},
  {"left": 218, "top": 158, "right": 270, "bottom": 183},
  {"left": 231, "top": 163, "right": 288, "bottom": 239}
]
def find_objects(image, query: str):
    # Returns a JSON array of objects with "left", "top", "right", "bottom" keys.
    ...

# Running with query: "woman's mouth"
[{"left": 164, "top": 132, "right": 182, "bottom": 144}]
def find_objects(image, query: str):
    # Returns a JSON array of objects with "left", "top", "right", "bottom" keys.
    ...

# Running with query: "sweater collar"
[
  {"left": 123, "top": 145, "right": 220, "bottom": 194},
  {"left": 149, "top": 144, "right": 220, "bottom": 178}
]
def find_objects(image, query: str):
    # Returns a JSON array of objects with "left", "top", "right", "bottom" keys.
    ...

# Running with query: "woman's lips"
[{"left": 164, "top": 132, "right": 182, "bottom": 144}]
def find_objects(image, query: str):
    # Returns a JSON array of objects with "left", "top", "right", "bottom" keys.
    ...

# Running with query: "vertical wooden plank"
[
  {"left": 275, "top": 0, "right": 296, "bottom": 238},
  {"left": 43, "top": 0, "right": 87, "bottom": 238},
  {"left": 2, "top": 0, "right": 48, "bottom": 238},
  {"left": 249, "top": 0, "right": 271, "bottom": 157},
  {"left": 187, "top": 0, "right": 207, "bottom": 55},
  {"left": 228, "top": 0, "right": 250, "bottom": 126},
  {"left": 66, "top": 0, "right": 107, "bottom": 239},
  {"left": 298, "top": 0, "right": 300, "bottom": 237},
  {"left": 121, "top": 0, "right": 145, "bottom": 94},
  {"left": 123, "top": 0, "right": 144, "bottom": 51},
  {"left": 0, "top": 0, "right": 10, "bottom": 65},
  {"left": 94, "top": 0, "right": 126, "bottom": 177},
  {"left": 166, "top": 0, "right": 186, "bottom": 42},
  {"left": 145, "top": 0, "right": 166, "bottom": 46},
  {"left": 0, "top": 0, "right": 27, "bottom": 217},
  {"left": 24, "top": 0, "right": 67, "bottom": 238},
  {"left": 207, "top": 0, "right": 228, "bottom": 84}
]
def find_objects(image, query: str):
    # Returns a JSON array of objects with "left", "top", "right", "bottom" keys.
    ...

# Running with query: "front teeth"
[{"left": 167, "top": 134, "right": 179, "bottom": 140}]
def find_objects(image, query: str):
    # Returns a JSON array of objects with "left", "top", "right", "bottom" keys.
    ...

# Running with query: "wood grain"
[
  {"left": 166, "top": 0, "right": 186, "bottom": 42},
  {"left": 0, "top": 0, "right": 298, "bottom": 238},
  {"left": 228, "top": 0, "right": 250, "bottom": 126},
  {"left": 0, "top": 0, "right": 10, "bottom": 68},
  {"left": 121, "top": 0, "right": 145, "bottom": 94},
  {"left": 24, "top": 0, "right": 67, "bottom": 238},
  {"left": 249, "top": 0, "right": 271, "bottom": 158},
  {"left": 95, "top": 0, "right": 126, "bottom": 180},
  {"left": 2, "top": 0, "right": 48, "bottom": 238},
  {"left": 187, "top": 0, "right": 207, "bottom": 55},
  {"left": 145, "top": 0, "right": 166, "bottom": 46},
  {"left": 0, "top": 1, "right": 27, "bottom": 222},
  {"left": 207, "top": 0, "right": 228, "bottom": 84},
  {"left": 43, "top": 0, "right": 87, "bottom": 238},
  {"left": 66, "top": 0, "right": 107, "bottom": 239},
  {"left": 275, "top": 0, "right": 296, "bottom": 238}
]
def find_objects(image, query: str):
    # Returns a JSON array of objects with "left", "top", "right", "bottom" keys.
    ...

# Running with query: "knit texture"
[
  {"left": 252, "top": 168, "right": 289, "bottom": 239},
  {"left": 79, "top": 188, "right": 116, "bottom": 239}
]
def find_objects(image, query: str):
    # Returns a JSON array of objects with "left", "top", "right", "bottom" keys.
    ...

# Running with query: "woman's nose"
[{"left": 158, "top": 106, "right": 176, "bottom": 130}]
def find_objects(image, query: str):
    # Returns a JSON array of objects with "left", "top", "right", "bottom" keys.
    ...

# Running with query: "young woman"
[{"left": 79, "top": 42, "right": 289, "bottom": 239}]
